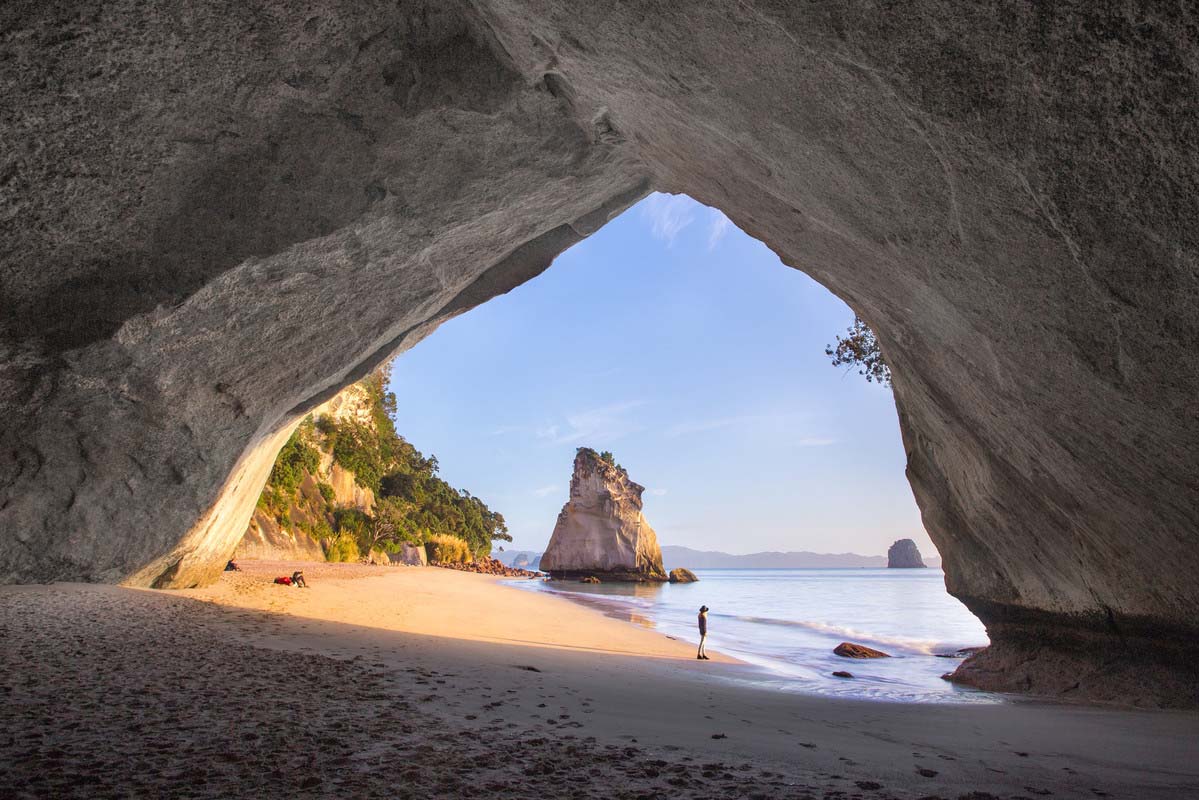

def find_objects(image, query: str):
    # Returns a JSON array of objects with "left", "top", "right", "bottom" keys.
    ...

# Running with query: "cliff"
[
  {"left": 887, "top": 539, "right": 926, "bottom": 569},
  {"left": 236, "top": 381, "right": 379, "bottom": 562},
  {"left": 540, "top": 450, "right": 666, "bottom": 582}
]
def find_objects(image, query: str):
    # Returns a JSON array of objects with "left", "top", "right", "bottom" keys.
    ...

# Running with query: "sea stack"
[
  {"left": 540, "top": 449, "right": 667, "bottom": 582},
  {"left": 887, "top": 538, "right": 926, "bottom": 568}
]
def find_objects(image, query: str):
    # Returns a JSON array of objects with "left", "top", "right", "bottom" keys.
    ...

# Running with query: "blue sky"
[{"left": 388, "top": 193, "right": 933, "bottom": 557}]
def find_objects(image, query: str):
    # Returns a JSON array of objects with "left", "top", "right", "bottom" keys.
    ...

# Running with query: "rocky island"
[
  {"left": 887, "top": 539, "right": 926, "bottom": 569},
  {"left": 540, "top": 449, "right": 667, "bottom": 582}
]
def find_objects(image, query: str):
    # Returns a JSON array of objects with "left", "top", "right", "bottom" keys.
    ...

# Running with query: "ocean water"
[{"left": 512, "top": 568, "right": 997, "bottom": 704}]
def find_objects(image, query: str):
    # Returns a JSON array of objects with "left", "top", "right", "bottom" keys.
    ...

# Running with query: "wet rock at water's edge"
[
  {"left": 834, "top": 642, "right": 891, "bottom": 659},
  {"left": 668, "top": 568, "right": 699, "bottom": 583}
]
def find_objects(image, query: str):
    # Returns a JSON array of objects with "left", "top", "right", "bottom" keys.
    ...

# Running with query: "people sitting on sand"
[
  {"left": 697, "top": 605, "right": 710, "bottom": 660},
  {"left": 291, "top": 570, "right": 308, "bottom": 588},
  {"left": 225, "top": 559, "right": 241, "bottom": 571}
]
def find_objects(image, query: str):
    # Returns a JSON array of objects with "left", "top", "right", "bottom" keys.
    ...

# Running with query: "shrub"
[
  {"left": 268, "top": 429, "right": 321, "bottom": 494},
  {"left": 325, "top": 533, "right": 360, "bottom": 563},
  {"left": 826, "top": 316, "right": 891, "bottom": 386},
  {"left": 317, "top": 482, "right": 335, "bottom": 505},
  {"left": 426, "top": 533, "right": 472, "bottom": 564}
]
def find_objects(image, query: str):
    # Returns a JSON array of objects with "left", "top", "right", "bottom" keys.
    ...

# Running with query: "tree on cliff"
[
  {"left": 826, "top": 316, "right": 891, "bottom": 386},
  {"left": 256, "top": 369, "right": 509, "bottom": 560}
]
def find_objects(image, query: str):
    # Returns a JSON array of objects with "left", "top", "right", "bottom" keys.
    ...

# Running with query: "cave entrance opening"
[
  {"left": 275, "top": 190, "right": 991, "bottom": 694},
  {"left": 387, "top": 191, "right": 926, "bottom": 569}
]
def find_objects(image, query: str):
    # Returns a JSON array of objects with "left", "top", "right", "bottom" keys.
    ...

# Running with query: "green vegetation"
[
  {"left": 826, "top": 316, "right": 892, "bottom": 387},
  {"left": 324, "top": 533, "right": 361, "bottom": 563},
  {"left": 425, "top": 533, "right": 472, "bottom": 564},
  {"left": 255, "top": 369, "right": 511, "bottom": 562},
  {"left": 580, "top": 447, "right": 625, "bottom": 475}
]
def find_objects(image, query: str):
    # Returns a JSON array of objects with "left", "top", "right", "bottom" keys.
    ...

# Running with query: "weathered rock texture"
[
  {"left": 1, "top": 1, "right": 1197, "bottom": 703},
  {"left": 540, "top": 450, "right": 666, "bottom": 582},
  {"left": 236, "top": 508, "right": 325, "bottom": 563},
  {"left": 834, "top": 643, "right": 891, "bottom": 660},
  {"left": 887, "top": 539, "right": 926, "bottom": 569},
  {"left": 668, "top": 568, "right": 698, "bottom": 584},
  {"left": 388, "top": 543, "right": 427, "bottom": 567}
]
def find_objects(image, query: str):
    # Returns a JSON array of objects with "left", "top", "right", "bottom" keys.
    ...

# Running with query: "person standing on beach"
[{"left": 697, "top": 605, "right": 710, "bottom": 660}]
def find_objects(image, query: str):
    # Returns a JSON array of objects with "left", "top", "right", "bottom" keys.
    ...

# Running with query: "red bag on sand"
[{"left": 274, "top": 576, "right": 292, "bottom": 586}]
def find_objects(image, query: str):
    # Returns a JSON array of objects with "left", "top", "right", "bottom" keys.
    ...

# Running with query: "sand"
[{"left": 3, "top": 563, "right": 1198, "bottom": 799}]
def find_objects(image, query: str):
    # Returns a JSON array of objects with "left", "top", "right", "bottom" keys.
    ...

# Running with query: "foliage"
[
  {"left": 363, "top": 496, "right": 420, "bottom": 552},
  {"left": 318, "top": 377, "right": 510, "bottom": 556},
  {"left": 254, "top": 368, "right": 511, "bottom": 560},
  {"left": 324, "top": 533, "right": 361, "bottom": 563},
  {"left": 267, "top": 428, "right": 321, "bottom": 494},
  {"left": 426, "top": 533, "right": 472, "bottom": 564},
  {"left": 826, "top": 316, "right": 892, "bottom": 387},
  {"left": 580, "top": 447, "right": 625, "bottom": 474}
]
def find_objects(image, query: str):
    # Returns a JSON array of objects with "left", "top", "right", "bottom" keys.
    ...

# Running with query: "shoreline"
[
  {"left": 3, "top": 564, "right": 1198, "bottom": 798},
  {"left": 190, "top": 560, "right": 741, "bottom": 663}
]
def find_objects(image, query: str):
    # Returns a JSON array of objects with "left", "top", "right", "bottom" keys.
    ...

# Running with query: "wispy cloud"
[
  {"left": 648, "top": 487, "right": 668, "bottom": 496},
  {"left": 531, "top": 485, "right": 559, "bottom": 497},
  {"left": 707, "top": 209, "right": 732, "bottom": 250},
  {"left": 664, "top": 416, "right": 743, "bottom": 437},
  {"left": 664, "top": 413, "right": 834, "bottom": 446},
  {"left": 490, "top": 425, "right": 521, "bottom": 436},
  {"left": 537, "top": 400, "right": 646, "bottom": 445},
  {"left": 795, "top": 436, "right": 836, "bottom": 447},
  {"left": 640, "top": 193, "right": 696, "bottom": 245}
]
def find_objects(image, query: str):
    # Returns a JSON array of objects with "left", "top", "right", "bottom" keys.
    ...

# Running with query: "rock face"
[
  {"left": 389, "top": 543, "right": 427, "bottom": 567},
  {"left": 540, "top": 450, "right": 666, "bottom": 582},
  {"left": 834, "top": 643, "right": 891, "bottom": 659},
  {"left": 235, "top": 512, "right": 325, "bottom": 563},
  {"left": 887, "top": 539, "right": 926, "bottom": 569},
  {"left": 2, "top": 1, "right": 1198, "bottom": 704},
  {"left": 668, "top": 568, "right": 699, "bottom": 584}
]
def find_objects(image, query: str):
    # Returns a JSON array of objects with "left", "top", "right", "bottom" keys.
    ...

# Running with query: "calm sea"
[{"left": 512, "top": 568, "right": 997, "bottom": 704}]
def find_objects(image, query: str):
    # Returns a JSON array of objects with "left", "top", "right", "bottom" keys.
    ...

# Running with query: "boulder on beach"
[
  {"left": 388, "top": 543, "right": 427, "bottom": 567},
  {"left": 832, "top": 671, "right": 854, "bottom": 678},
  {"left": 887, "top": 538, "right": 926, "bottom": 568},
  {"left": 580, "top": 576, "right": 601, "bottom": 584},
  {"left": 668, "top": 568, "right": 698, "bottom": 583},
  {"left": 539, "top": 448, "right": 667, "bottom": 582},
  {"left": 834, "top": 642, "right": 892, "bottom": 659},
  {"left": 363, "top": 548, "right": 391, "bottom": 566}
]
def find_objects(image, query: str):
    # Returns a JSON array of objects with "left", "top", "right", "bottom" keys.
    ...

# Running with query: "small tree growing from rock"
[{"left": 826, "top": 316, "right": 891, "bottom": 386}]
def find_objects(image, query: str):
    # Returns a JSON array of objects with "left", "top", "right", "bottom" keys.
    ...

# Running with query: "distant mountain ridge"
[
  {"left": 493, "top": 545, "right": 941, "bottom": 570},
  {"left": 661, "top": 545, "right": 941, "bottom": 569}
]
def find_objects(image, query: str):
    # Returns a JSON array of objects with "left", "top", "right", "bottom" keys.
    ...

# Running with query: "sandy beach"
[{"left": 3, "top": 563, "right": 1197, "bottom": 799}]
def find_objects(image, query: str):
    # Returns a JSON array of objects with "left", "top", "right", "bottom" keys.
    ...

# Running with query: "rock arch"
[{"left": 1, "top": 1, "right": 1196, "bottom": 703}]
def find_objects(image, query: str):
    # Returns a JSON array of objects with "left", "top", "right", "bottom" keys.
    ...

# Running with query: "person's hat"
[{"left": 700, "top": 605, "right": 709, "bottom": 612}]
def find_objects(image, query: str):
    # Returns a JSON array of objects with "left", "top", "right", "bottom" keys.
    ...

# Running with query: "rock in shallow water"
[
  {"left": 540, "top": 449, "right": 667, "bottom": 582},
  {"left": 834, "top": 643, "right": 891, "bottom": 659},
  {"left": 887, "top": 539, "right": 926, "bottom": 569},
  {"left": 668, "top": 568, "right": 699, "bottom": 583}
]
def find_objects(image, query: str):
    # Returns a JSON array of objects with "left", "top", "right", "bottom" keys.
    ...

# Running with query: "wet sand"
[{"left": 3, "top": 564, "right": 1197, "bottom": 799}]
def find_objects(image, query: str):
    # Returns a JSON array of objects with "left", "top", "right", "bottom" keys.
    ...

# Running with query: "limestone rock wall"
[
  {"left": 235, "top": 510, "right": 325, "bottom": 563},
  {"left": 1, "top": 0, "right": 1197, "bottom": 701},
  {"left": 540, "top": 450, "right": 666, "bottom": 581}
]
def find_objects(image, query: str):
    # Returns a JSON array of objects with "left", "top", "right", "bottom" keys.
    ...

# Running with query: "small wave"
[{"left": 717, "top": 613, "right": 945, "bottom": 655}]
